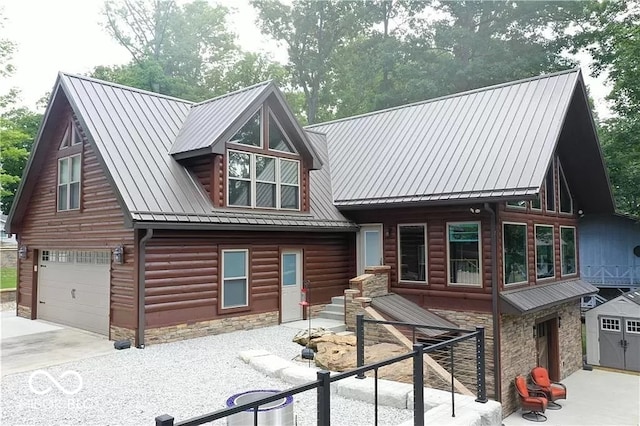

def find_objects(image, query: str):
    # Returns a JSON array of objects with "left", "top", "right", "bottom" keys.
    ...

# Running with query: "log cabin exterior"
[{"left": 6, "top": 68, "right": 614, "bottom": 414}]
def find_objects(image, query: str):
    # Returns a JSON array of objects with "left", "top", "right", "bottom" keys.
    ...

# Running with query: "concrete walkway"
[
  {"left": 503, "top": 368, "right": 640, "bottom": 426},
  {"left": 0, "top": 311, "right": 114, "bottom": 376}
]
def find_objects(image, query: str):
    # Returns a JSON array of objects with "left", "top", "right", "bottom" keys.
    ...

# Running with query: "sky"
[{"left": 1, "top": 0, "right": 612, "bottom": 118}]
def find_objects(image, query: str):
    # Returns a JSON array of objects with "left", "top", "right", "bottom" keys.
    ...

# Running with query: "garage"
[
  {"left": 585, "top": 290, "right": 640, "bottom": 372},
  {"left": 37, "top": 249, "right": 111, "bottom": 335}
]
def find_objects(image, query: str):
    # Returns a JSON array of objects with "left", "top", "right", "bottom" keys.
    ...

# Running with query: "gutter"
[
  {"left": 136, "top": 228, "right": 154, "bottom": 348},
  {"left": 484, "top": 202, "right": 501, "bottom": 402}
]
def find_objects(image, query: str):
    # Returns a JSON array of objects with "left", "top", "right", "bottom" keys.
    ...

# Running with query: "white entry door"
[
  {"left": 281, "top": 250, "right": 303, "bottom": 322},
  {"left": 358, "top": 224, "right": 383, "bottom": 274}
]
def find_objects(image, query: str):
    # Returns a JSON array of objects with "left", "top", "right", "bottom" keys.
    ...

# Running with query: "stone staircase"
[{"left": 317, "top": 296, "right": 345, "bottom": 322}]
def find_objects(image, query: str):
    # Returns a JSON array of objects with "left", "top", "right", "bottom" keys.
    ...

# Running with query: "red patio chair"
[
  {"left": 515, "top": 375, "right": 548, "bottom": 422},
  {"left": 530, "top": 366, "right": 567, "bottom": 409}
]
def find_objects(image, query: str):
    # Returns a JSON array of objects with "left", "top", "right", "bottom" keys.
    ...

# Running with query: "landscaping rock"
[{"left": 292, "top": 327, "right": 333, "bottom": 349}]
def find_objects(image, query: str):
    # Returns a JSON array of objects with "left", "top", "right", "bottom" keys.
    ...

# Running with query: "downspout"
[
  {"left": 137, "top": 228, "right": 154, "bottom": 348},
  {"left": 484, "top": 202, "right": 502, "bottom": 402}
]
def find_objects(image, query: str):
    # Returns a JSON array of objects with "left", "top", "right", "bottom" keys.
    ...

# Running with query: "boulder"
[{"left": 292, "top": 327, "right": 333, "bottom": 348}]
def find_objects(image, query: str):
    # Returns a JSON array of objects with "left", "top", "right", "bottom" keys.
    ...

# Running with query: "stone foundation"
[
  {"left": 499, "top": 301, "right": 582, "bottom": 416},
  {"left": 144, "top": 311, "right": 279, "bottom": 345},
  {"left": 309, "top": 304, "right": 327, "bottom": 318},
  {"left": 17, "top": 304, "right": 30, "bottom": 318},
  {"left": 110, "top": 325, "right": 136, "bottom": 343}
]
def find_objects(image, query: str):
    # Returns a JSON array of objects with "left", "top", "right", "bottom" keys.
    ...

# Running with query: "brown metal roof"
[
  {"left": 500, "top": 279, "right": 598, "bottom": 315},
  {"left": 371, "top": 293, "right": 458, "bottom": 337},
  {"left": 308, "top": 68, "right": 613, "bottom": 211}
]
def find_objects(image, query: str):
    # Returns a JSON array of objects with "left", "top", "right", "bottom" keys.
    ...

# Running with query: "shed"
[{"left": 585, "top": 290, "right": 640, "bottom": 371}]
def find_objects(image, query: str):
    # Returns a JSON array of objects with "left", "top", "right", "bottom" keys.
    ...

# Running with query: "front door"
[
  {"left": 535, "top": 318, "right": 560, "bottom": 380},
  {"left": 359, "top": 224, "right": 383, "bottom": 274},
  {"left": 281, "top": 250, "right": 303, "bottom": 323}
]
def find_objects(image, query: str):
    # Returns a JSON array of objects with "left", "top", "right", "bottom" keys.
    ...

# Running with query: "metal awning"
[
  {"left": 371, "top": 293, "right": 458, "bottom": 337},
  {"left": 500, "top": 279, "right": 599, "bottom": 315}
]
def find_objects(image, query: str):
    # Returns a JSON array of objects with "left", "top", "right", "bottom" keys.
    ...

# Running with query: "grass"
[{"left": 1, "top": 267, "right": 17, "bottom": 290}]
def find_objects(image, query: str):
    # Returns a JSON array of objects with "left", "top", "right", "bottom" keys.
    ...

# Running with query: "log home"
[{"left": 5, "top": 68, "right": 613, "bottom": 413}]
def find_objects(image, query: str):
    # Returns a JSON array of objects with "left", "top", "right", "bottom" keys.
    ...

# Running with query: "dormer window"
[{"left": 226, "top": 105, "right": 301, "bottom": 211}]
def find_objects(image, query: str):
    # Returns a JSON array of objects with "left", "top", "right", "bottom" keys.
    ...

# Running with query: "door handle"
[{"left": 39, "top": 301, "right": 45, "bottom": 304}]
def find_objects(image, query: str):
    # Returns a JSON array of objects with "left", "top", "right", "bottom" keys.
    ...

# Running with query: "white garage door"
[{"left": 37, "top": 250, "right": 110, "bottom": 335}]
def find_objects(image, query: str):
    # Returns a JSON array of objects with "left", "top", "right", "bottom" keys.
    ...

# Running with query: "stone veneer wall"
[
  {"left": 309, "top": 304, "right": 327, "bottom": 318},
  {"left": 110, "top": 325, "right": 136, "bottom": 342},
  {"left": 499, "top": 301, "right": 582, "bottom": 416},
  {"left": 144, "top": 311, "right": 279, "bottom": 345},
  {"left": 431, "top": 309, "right": 496, "bottom": 400},
  {"left": 18, "top": 304, "right": 30, "bottom": 318}
]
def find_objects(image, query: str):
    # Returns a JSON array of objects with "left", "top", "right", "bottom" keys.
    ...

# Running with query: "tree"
[
  {"left": 573, "top": 1, "right": 640, "bottom": 215},
  {"left": 252, "top": 0, "right": 371, "bottom": 124},
  {"left": 100, "top": 0, "right": 238, "bottom": 100}
]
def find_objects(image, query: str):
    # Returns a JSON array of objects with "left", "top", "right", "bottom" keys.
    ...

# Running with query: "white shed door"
[{"left": 37, "top": 250, "right": 110, "bottom": 335}]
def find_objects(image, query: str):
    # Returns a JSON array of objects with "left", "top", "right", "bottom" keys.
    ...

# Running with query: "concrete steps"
[{"left": 317, "top": 296, "right": 345, "bottom": 322}]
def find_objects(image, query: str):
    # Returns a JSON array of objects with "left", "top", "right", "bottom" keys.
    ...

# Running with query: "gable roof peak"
[
  {"left": 308, "top": 67, "right": 581, "bottom": 129},
  {"left": 192, "top": 80, "right": 274, "bottom": 108},
  {"left": 59, "top": 72, "right": 194, "bottom": 105}
]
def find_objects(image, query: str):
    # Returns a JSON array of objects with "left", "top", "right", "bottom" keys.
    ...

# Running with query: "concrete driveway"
[
  {"left": 503, "top": 368, "right": 640, "bottom": 426},
  {"left": 0, "top": 311, "right": 114, "bottom": 376}
]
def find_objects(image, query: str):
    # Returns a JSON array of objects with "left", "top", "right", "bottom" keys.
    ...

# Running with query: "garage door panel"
[{"left": 38, "top": 250, "right": 110, "bottom": 336}]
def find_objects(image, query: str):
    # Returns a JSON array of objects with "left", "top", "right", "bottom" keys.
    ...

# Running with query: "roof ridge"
[
  {"left": 59, "top": 72, "right": 194, "bottom": 104},
  {"left": 191, "top": 80, "right": 273, "bottom": 107},
  {"left": 308, "top": 67, "right": 581, "bottom": 129}
]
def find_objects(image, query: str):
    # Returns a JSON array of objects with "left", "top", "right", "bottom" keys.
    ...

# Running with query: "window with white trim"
[
  {"left": 626, "top": 319, "right": 640, "bottom": 334},
  {"left": 59, "top": 122, "right": 82, "bottom": 149},
  {"left": 230, "top": 110, "right": 261, "bottom": 147},
  {"left": 398, "top": 224, "right": 427, "bottom": 283},
  {"left": 227, "top": 150, "right": 299, "bottom": 210},
  {"left": 535, "top": 225, "right": 554, "bottom": 279},
  {"left": 531, "top": 193, "right": 542, "bottom": 210},
  {"left": 447, "top": 222, "right": 482, "bottom": 286},
  {"left": 221, "top": 249, "right": 249, "bottom": 309},
  {"left": 503, "top": 223, "right": 527, "bottom": 285},
  {"left": 506, "top": 200, "right": 527, "bottom": 209},
  {"left": 560, "top": 226, "right": 576, "bottom": 276},
  {"left": 558, "top": 161, "right": 573, "bottom": 214},
  {"left": 601, "top": 317, "right": 620, "bottom": 331},
  {"left": 58, "top": 154, "right": 81, "bottom": 211}
]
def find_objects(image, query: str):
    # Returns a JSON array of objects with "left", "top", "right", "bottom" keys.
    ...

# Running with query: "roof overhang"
[{"left": 500, "top": 279, "right": 599, "bottom": 315}]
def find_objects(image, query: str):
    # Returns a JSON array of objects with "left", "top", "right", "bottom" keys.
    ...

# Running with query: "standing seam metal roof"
[
  {"left": 58, "top": 73, "right": 354, "bottom": 229},
  {"left": 308, "top": 69, "right": 581, "bottom": 206}
]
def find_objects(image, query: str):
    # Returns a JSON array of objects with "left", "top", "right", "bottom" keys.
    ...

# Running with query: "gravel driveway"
[{"left": 1, "top": 323, "right": 414, "bottom": 425}]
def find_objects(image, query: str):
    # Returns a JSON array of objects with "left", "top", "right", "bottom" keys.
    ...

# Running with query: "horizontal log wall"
[
  {"left": 15, "top": 103, "right": 135, "bottom": 329},
  {"left": 144, "top": 230, "right": 355, "bottom": 328}
]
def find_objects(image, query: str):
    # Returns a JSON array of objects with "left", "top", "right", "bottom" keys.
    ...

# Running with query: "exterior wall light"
[
  {"left": 18, "top": 245, "right": 28, "bottom": 260},
  {"left": 113, "top": 245, "right": 124, "bottom": 264}
]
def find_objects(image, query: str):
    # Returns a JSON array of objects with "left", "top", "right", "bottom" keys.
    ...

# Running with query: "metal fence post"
[
  {"left": 155, "top": 415, "right": 174, "bottom": 426},
  {"left": 356, "top": 314, "right": 365, "bottom": 379},
  {"left": 450, "top": 345, "right": 455, "bottom": 417},
  {"left": 475, "top": 326, "right": 487, "bottom": 403},
  {"left": 413, "top": 343, "right": 424, "bottom": 426},
  {"left": 317, "top": 370, "right": 331, "bottom": 426}
]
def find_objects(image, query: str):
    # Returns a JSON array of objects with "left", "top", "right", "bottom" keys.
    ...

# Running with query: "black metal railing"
[{"left": 155, "top": 318, "right": 487, "bottom": 426}]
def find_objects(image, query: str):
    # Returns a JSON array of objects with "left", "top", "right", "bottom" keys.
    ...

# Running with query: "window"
[
  {"left": 506, "top": 200, "right": 527, "bottom": 209},
  {"left": 560, "top": 226, "right": 576, "bottom": 276},
  {"left": 558, "top": 162, "right": 573, "bottom": 214},
  {"left": 268, "top": 112, "right": 295, "bottom": 153},
  {"left": 531, "top": 193, "right": 542, "bottom": 210},
  {"left": 41, "top": 250, "right": 51, "bottom": 261},
  {"left": 535, "top": 225, "right": 554, "bottom": 279},
  {"left": 626, "top": 319, "right": 640, "bottom": 334},
  {"left": 398, "top": 224, "right": 427, "bottom": 283},
  {"left": 230, "top": 110, "right": 261, "bottom": 147},
  {"left": 601, "top": 317, "right": 620, "bottom": 331},
  {"left": 221, "top": 250, "right": 249, "bottom": 309},
  {"left": 545, "top": 163, "right": 555, "bottom": 212},
  {"left": 57, "top": 250, "right": 74, "bottom": 263},
  {"left": 447, "top": 222, "right": 481, "bottom": 286},
  {"left": 59, "top": 122, "right": 82, "bottom": 149},
  {"left": 503, "top": 223, "right": 527, "bottom": 285},
  {"left": 58, "top": 155, "right": 81, "bottom": 211},
  {"left": 227, "top": 150, "right": 299, "bottom": 210}
]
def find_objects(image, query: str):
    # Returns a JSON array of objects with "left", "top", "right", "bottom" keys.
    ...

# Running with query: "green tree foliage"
[
  {"left": 0, "top": 107, "right": 42, "bottom": 215},
  {"left": 252, "top": 0, "right": 371, "bottom": 124},
  {"left": 574, "top": 1, "right": 640, "bottom": 215}
]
